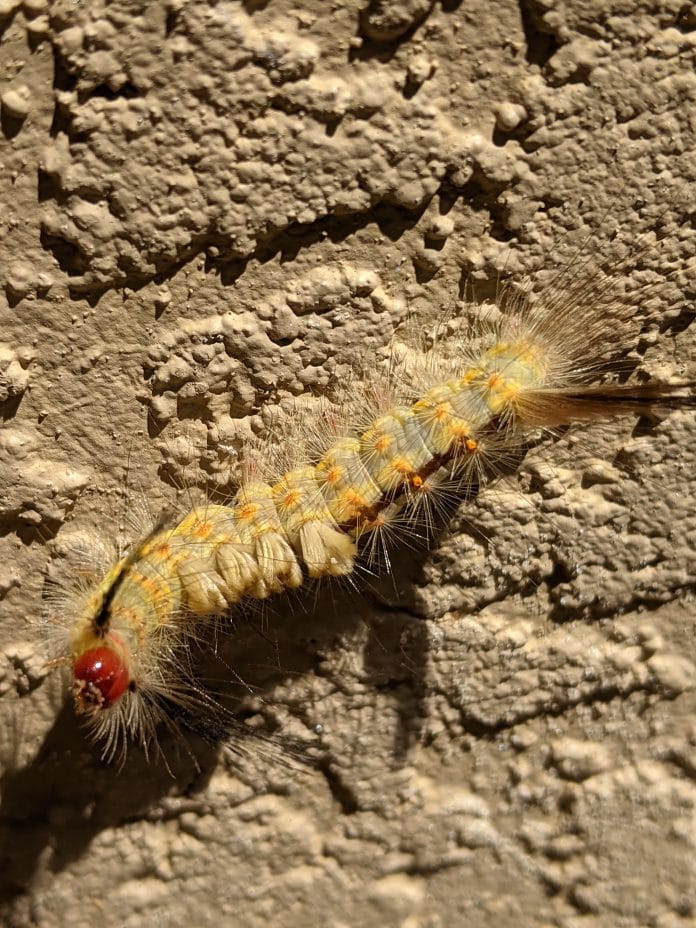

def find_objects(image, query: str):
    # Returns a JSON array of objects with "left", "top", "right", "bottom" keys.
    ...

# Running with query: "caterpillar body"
[{"left": 49, "top": 262, "right": 695, "bottom": 762}]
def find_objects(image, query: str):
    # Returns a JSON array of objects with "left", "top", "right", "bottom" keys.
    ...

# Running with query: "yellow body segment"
[
  {"left": 412, "top": 382, "right": 475, "bottom": 455},
  {"left": 359, "top": 408, "right": 433, "bottom": 494},
  {"left": 315, "top": 436, "right": 383, "bottom": 524}
]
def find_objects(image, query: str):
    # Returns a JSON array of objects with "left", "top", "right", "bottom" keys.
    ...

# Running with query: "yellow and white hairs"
[{"left": 45, "top": 254, "right": 695, "bottom": 762}]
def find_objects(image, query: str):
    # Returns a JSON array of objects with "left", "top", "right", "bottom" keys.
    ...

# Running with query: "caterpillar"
[{"left": 45, "top": 248, "right": 695, "bottom": 764}]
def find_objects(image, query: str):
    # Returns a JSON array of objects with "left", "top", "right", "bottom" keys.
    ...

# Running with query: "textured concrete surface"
[{"left": 0, "top": 2, "right": 694, "bottom": 926}]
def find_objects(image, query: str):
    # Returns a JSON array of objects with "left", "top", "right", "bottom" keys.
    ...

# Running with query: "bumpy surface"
[{"left": 0, "top": 2, "right": 694, "bottom": 927}]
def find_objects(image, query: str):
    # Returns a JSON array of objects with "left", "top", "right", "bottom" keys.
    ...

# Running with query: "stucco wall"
[{"left": 0, "top": 2, "right": 694, "bottom": 926}]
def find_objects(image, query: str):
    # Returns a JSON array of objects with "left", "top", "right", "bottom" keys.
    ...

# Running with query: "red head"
[{"left": 73, "top": 645, "right": 131, "bottom": 713}]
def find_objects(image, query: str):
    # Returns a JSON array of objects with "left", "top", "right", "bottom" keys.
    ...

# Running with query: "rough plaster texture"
[{"left": 0, "top": 1, "right": 695, "bottom": 926}]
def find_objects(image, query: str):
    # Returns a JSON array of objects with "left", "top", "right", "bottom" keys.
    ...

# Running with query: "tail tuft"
[{"left": 514, "top": 381, "right": 696, "bottom": 428}]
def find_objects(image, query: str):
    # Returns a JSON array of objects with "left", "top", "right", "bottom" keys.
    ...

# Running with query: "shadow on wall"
[
  {"left": 0, "top": 544, "right": 437, "bottom": 908},
  {"left": 0, "top": 701, "right": 219, "bottom": 910}
]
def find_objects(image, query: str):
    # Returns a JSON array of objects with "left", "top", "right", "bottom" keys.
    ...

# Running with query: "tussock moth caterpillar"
[{"left": 44, "top": 235, "right": 695, "bottom": 764}]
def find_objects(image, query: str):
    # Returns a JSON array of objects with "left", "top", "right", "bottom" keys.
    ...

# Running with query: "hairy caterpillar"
[{"left": 45, "top": 250, "right": 695, "bottom": 763}]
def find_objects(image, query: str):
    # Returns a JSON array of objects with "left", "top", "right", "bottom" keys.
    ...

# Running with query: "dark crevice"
[
  {"left": 40, "top": 228, "right": 90, "bottom": 280},
  {"left": 0, "top": 395, "right": 23, "bottom": 423},
  {"left": 317, "top": 759, "right": 360, "bottom": 815},
  {"left": 51, "top": 47, "right": 77, "bottom": 93},
  {"left": 240, "top": 0, "right": 272, "bottom": 12},
  {"left": 397, "top": 858, "right": 469, "bottom": 878},
  {"left": 489, "top": 224, "right": 515, "bottom": 244},
  {"left": 624, "top": 414, "right": 664, "bottom": 440},
  {"left": 492, "top": 126, "right": 512, "bottom": 148},
  {"left": 49, "top": 46, "right": 77, "bottom": 138},
  {"left": 514, "top": 123, "right": 548, "bottom": 153},
  {"left": 402, "top": 78, "right": 420, "bottom": 100},
  {"left": 84, "top": 81, "right": 140, "bottom": 102},
  {"left": 37, "top": 168, "right": 57, "bottom": 203},
  {"left": 165, "top": 7, "right": 180, "bottom": 36},
  {"left": 674, "top": 3, "right": 696, "bottom": 33},
  {"left": 0, "top": 112, "right": 23, "bottom": 141},
  {"left": 545, "top": 559, "right": 574, "bottom": 592},
  {"left": 0, "top": 7, "right": 18, "bottom": 41},
  {"left": 518, "top": 0, "right": 561, "bottom": 67},
  {"left": 490, "top": 108, "right": 543, "bottom": 150},
  {"left": 27, "top": 29, "right": 48, "bottom": 53}
]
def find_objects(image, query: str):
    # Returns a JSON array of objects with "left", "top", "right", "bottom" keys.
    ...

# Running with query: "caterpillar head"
[{"left": 73, "top": 640, "right": 131, "bottom": 713}]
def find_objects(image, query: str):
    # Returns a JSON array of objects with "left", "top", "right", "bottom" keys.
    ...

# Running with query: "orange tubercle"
[
  {"left": 193, "top": 519, "right": 213, "bottom": 539},
  {"left": 280, "top": 489, "right": 302, "bottom": 508},
  {"left": 324, "top": 465, "right": 343, "bottom": 484},
  {"left": 237, "top": 503, "right": 260, "bottom": 522}
]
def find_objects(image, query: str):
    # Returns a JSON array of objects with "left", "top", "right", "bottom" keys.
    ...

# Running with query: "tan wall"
[{"left": 1, "top": 2, "right": 694, "bottom": 926}]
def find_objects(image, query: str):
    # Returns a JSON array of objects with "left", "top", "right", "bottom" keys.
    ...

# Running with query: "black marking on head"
[
  {"left": 93, "top": 560, "right": 128, "bottom": 632},
  {"left": 90, "top": 514, "right": 172, "bottom": 634}
]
